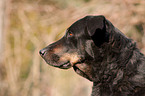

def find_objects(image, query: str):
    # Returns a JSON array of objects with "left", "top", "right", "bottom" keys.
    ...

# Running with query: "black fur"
[{"left": 40, "top": 15, "right": 145, "bottom": 96}]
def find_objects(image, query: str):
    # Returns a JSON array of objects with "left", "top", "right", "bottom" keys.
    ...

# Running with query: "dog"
[{"left": 39, "top": 15, "right": 145, "bottom": 96}]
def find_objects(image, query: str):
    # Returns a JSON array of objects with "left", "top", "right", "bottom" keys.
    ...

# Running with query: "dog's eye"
[
  {"left": 68, "top": 32, "right": 73, "bottom": 37},
  {"left": 69, "top": 33, "right": 73, "bottom": 36}
]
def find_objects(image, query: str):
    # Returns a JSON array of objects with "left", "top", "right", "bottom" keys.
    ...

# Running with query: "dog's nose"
[{"left": 39, "top": 49, "right": 46, "bottom": 57}]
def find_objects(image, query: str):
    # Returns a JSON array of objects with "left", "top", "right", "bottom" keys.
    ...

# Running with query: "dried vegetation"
[{"left": 0, "top": 0, "right": 145, "bottom": 96}]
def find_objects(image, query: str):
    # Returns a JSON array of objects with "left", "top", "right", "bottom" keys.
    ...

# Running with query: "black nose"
[{"left": 39, "top": 49, "right": 46, "bottom": 57}]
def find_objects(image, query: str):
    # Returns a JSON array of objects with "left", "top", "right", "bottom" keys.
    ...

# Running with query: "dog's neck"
[
  {"left": 91, "top": 30, "right": 145, "bottom": 95},
  {"left": 92, "top": 29, "right": 137, "bottom": 82}
]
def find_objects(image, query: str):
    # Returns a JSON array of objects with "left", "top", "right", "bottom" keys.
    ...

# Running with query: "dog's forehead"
[
  {"left": 67, "top": 17, "right": 87, "bottom": 33},
  {"left": 67, "top": 16, "right": 102, "bottom": 33}
]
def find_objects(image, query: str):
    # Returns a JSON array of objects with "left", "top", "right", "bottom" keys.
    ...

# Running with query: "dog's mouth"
[
  {"left": 46, "top": 61, "right": 72, "bottom": 69},
  {"left": 51, "top": 59, "right": 93, "bottom": 81},
  {"left": 58, "top": 61, "right": 72, "bottom": 69},
  {"left": 44, "top": 56, "right": 93, "bottom": 81}
]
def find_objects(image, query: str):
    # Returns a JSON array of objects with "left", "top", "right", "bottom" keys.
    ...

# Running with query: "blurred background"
[{"left": 0, "top": 0, "right": 145, "bottom": 96}]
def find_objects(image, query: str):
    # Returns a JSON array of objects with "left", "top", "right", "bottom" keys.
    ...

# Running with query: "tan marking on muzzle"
[
  {"left": 53, "top": 47, "right": 62, "bottom": 53},
  {"left": 60, "top": 53, "right": 80, "bottom": 66}
]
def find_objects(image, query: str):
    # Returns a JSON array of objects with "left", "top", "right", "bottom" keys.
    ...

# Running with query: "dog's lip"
[
  {"left": 52, "top": 61, "right": 72, "bottom": 69},
  {"left": 57, "top": 59, "right": 86, "bottom": 69},
  {"left": 60, "top": 62, "right": 72, "bottom": 69}
]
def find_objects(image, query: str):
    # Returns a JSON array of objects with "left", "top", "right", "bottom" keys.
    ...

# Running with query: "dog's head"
[{"left": 39, "top": 15, "right": 129, "bottom": 81}]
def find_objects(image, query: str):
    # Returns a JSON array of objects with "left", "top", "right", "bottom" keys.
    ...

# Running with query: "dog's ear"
[{"left": 86, "top": 15, "right": 110, "bottom": 47}]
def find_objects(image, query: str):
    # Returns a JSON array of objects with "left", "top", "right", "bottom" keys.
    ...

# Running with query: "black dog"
[{"left": 39, "top": 15, "right": 145, "bottom": 96}]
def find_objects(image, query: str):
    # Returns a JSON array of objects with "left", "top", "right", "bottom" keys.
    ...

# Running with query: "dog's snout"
[{"left": 39, "top": 49, "right": 46, "bottom": 57}]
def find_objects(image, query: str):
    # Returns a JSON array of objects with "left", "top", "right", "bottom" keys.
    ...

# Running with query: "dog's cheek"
[
  {"left": 59, "top": 53, "right": 80, "bottom": 65},
  {"left": 70, "top": 53, "right": 80, "bottom": 64}
]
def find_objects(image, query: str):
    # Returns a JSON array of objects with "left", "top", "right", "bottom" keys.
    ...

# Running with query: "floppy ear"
[{"left": 86, "top": 15, "right": 109, "bottom": 47}]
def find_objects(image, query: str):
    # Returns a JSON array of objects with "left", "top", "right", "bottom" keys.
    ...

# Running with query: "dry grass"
[{"left": 0, "top": 0, "right": 145, "bottom": 96}]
